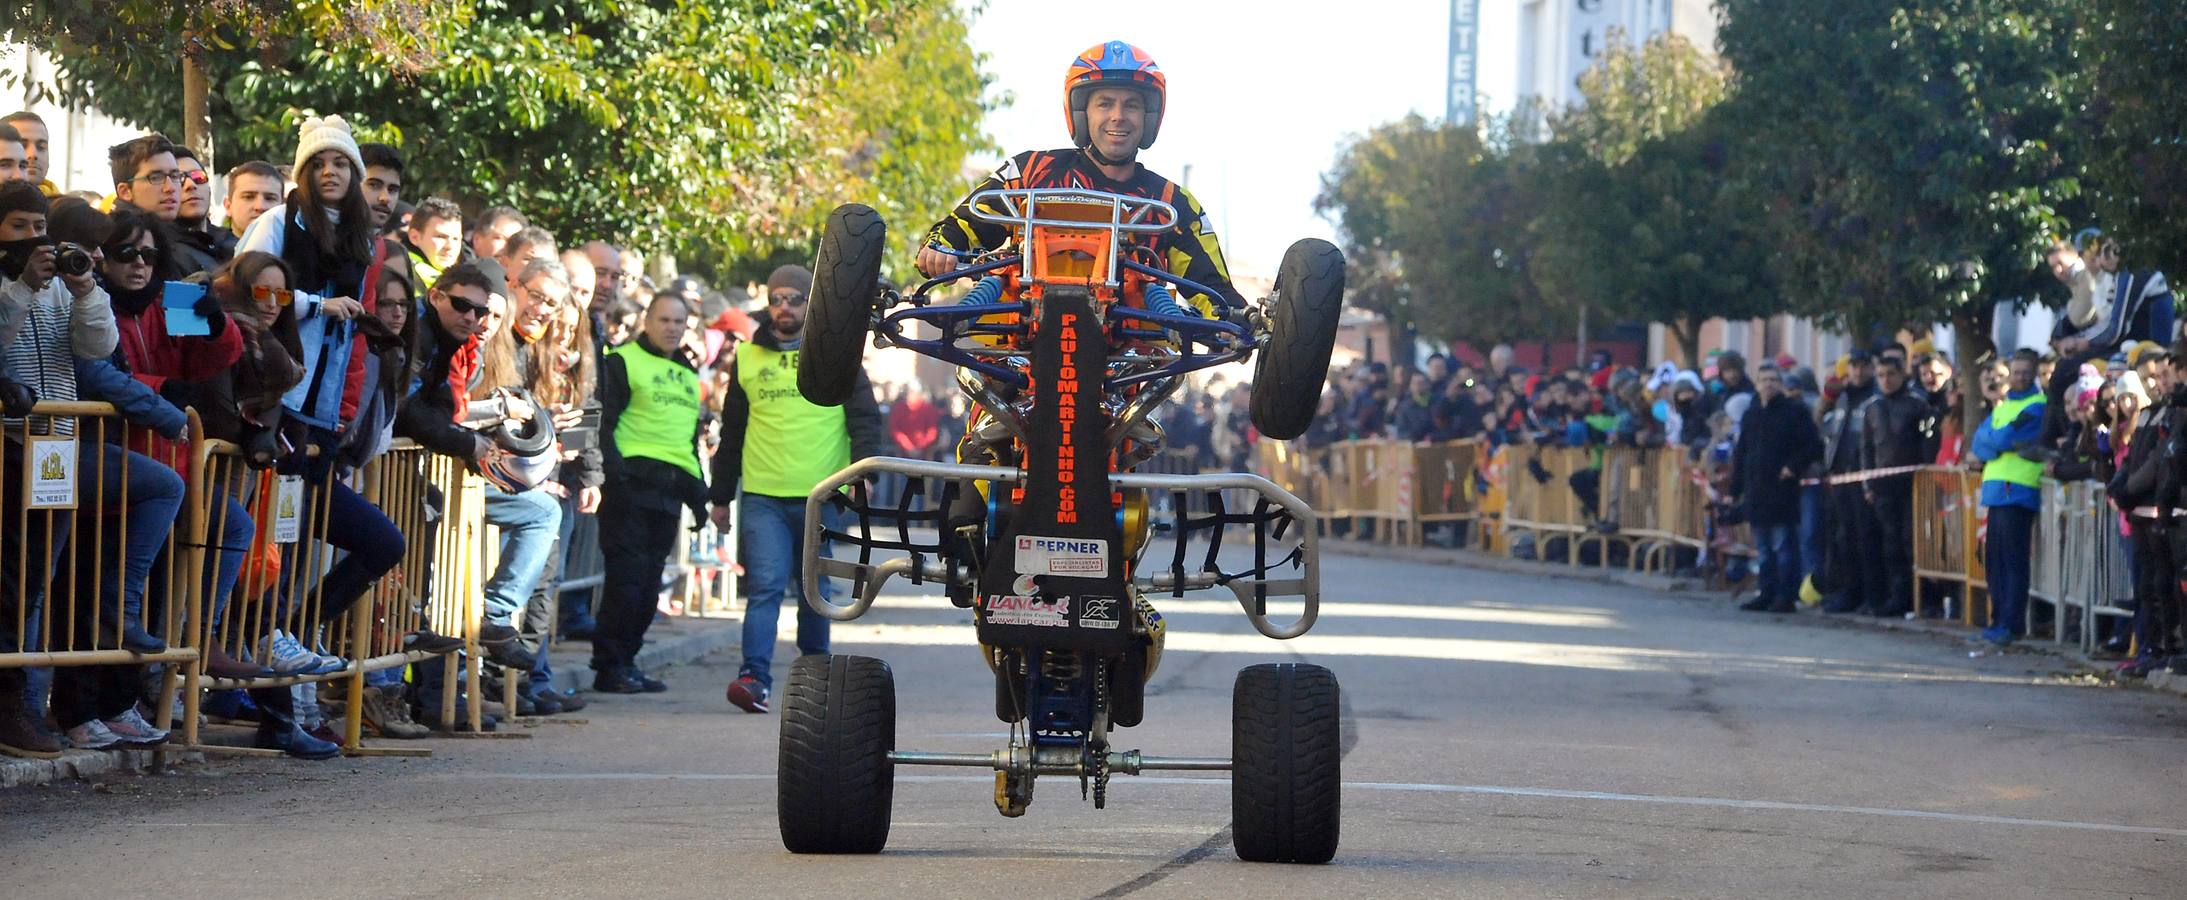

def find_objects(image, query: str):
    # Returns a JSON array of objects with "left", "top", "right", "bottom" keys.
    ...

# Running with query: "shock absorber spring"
[{"left": 1040, "top": 649, "right": 1081, "bottom": 684}]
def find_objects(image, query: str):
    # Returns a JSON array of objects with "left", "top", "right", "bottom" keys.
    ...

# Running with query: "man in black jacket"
[
  {"left": 1819, "top": 351, "right": 1876, "bottom": 612},
  {"left": 2140, "top": 347, "right": 2187, "bottom": 677},
  {"left": 1859, "top": 356, "right": 1935, "bottom": 617},
  {"left": 588, "top": 292, "right": 714, "bottom": 693},
  {"left": 1733, "top": 367, "right": 1824, "bottom": 613}
]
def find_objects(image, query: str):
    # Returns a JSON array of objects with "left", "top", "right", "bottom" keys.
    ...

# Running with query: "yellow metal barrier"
[
  {"left": 179, "top": 439, "right": 480, "bottom": 754},
  {"left": 2, "top": 402, "right": 204, "bottom": 749},
  {"left": 1911, "top": 466, "right": 1985, "bottom": 625}
]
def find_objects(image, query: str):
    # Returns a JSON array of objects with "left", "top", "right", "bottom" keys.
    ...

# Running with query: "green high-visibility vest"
[
  {"left": 608, "top": 341, "right": 704, "bottom": 481},
  {"left": 734, "top": 341, "right": 849, "bottom": 497},
  {"left": 1982, "top": 391, "right": 2044, "bottom": 489}
]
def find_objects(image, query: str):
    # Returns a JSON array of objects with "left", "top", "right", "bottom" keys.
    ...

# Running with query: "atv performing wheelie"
[{"left": 780, "top": 189, "right": 1344, "bottom": 863}]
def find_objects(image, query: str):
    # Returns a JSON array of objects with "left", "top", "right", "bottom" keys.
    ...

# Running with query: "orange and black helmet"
[{"left": 1064, "top": 40, "right": 1166, "bottom": 151}]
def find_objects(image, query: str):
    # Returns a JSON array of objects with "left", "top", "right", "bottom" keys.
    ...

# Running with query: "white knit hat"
[{"left": 292, "top": 114, "right": 364, "bottom": 181}]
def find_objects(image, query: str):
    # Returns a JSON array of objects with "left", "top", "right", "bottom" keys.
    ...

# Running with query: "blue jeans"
[
  {"left": 1797, "top": 483, "right": 1825, "bottom": 586},
  {"left": 1753, "top": 524, "right": 1799, "bottom": 606},
  {"left": 287, "top": 479, "right": 405, "bottom": 623},
  {"left": 1984, "top": 504, "right": 2037, "bottom": 638},
  {"left": 737, "top": 493, "right": 834, "bottom": 690},
  {"left": 483, "top": 484, "right": 562, "bottom": 626},
  {"left": 3, "top": 443, "right": 183, "bottom": 719},
  {"left": 206, "top": 489, "right": 253, "bottom": 630},
  {"left": 521, "top": 487, "right": 581, "bottom": 693}
]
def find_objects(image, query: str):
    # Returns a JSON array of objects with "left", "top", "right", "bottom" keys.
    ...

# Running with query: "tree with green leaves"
[
  {"left": 1317, "top": 111, "right": 1570, "bottom": 356},
  {"left": 5, "top": 0, "right": 994, "bottom": 280},
  {"left": 2074, "top": 0, "right": 2187, "bottom": 278},
  {"left": 1533, "top": 31, "right": 1775, "bottom": 365},
  {"left": 1716, "top": 0, "right": 2081, "bottom": 431}
]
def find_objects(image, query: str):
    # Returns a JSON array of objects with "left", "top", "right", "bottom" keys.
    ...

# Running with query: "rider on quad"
[
  {"left": 917, "top": 40, "right": 1238, "bottom": 619},
  {"left": 915, "top": 40, "right": 1243, "bottom": 315}
]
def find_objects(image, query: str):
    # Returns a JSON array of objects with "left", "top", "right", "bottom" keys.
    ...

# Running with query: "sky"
[{"left": 961, "top": 0, "right": 1518, "bottom": 279}]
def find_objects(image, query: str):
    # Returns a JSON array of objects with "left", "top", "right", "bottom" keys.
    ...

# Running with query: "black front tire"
[
  {"left": 1249, "top": 239, "right": 1346, "bottom": 440},
  {"left": 798, "top": 204, "right": 887, "bottom": 407},
  {"left": 1232, "top": 662, "right": 1341, "bottom": 863},
  {"left": 778, "top": 654, "right": 895, "bottom": 854}
]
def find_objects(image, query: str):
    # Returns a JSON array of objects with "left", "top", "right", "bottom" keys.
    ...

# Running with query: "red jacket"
[
  {"left": 340, "top": 239, "right": 401, "bottom": 425},
  {"left": 116, "top": 301, "right": 244, "bottom": 470}
]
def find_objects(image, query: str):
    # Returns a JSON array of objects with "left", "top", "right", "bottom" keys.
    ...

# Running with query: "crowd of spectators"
[
  {"left": 0, "top": 110, "right": 844, "bottom": 760},
  {"left": 1269, "top": 232, "right": 2177, "bottom": 671}
]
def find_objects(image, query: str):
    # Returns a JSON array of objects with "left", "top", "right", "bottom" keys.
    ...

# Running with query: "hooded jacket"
[{"left": 0, "top": 269, "right": 118, "bottom": 437}]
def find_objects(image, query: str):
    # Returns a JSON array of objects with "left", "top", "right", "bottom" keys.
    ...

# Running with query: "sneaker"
[
  {"left": 65, "top": 719, "right": 122, "bottom": 750},
  {"left": 1979, "top": 626, "right": 2015, "bottom": 647},
  {"left": 103, "top": 708, "right": 170, "bottom": 747},
  {"left": 262, "top": 630, "right": 345, "bottom": 676},
  {"left": 725, "top": 675, "right": 769, "bottom": 714},
  {"left": 550, "top": 689, "right": 587, "bottom": 712}
]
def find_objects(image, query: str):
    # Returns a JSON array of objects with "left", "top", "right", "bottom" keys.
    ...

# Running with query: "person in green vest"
[
  {"left": 709, "top": 265, "right": 884, "bottom": 713},
  {"left": 1968, "top": 348, "right": 2046, "bottom": 646},
  {"left": 589, "top": 291, "right": 712, "bottom": 693}
]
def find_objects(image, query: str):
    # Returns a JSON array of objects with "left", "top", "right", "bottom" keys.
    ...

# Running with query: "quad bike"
[{"left": 780, "top": 189, "right": 1345, "bottom": 863}]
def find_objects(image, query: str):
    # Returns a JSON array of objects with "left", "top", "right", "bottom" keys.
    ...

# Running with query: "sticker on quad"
[{"left": 974, "top": 289, "right": 1133, "bottom": 653}]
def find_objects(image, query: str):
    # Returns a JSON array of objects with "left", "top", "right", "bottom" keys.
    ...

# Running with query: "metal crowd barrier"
[
  {"left": 179, "top": 439, "right": 479, "bottom": 754},
  {"left": 2027, "top": 479, "right": 2129, "bottom": 650},
  {"left": 1911, "top": 467, "right": 1985, "bottom": 626},
  {"left": 2, "top": 402, "right": 204, "bottom": 745}
]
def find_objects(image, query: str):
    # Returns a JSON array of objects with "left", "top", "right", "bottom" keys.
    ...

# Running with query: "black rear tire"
[
  {"left": 778, "top": 654, "right": 895, "bottom": 853},
  {"left": 798, "top": 204, "right": 887, "bottom": 407},
  {"left": 1231, "top": 662, "right": 1341, "bottom": 863},
  {"left": 1249, "top": 239, "right": 1346, "bottom": 440}
]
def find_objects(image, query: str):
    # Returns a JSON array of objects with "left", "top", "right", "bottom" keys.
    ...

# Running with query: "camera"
[{"left": 53, "top": 242, "right": 95, "bottom": 278}]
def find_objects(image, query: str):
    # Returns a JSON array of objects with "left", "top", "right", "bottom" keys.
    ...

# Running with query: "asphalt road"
[{"left": 4, "top": 547, "right": 2184, "bottom": 899}]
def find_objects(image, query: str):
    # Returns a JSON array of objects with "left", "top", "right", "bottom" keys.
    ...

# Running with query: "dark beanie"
[{"left": 767, "top": 264, "right": 813, "bottom": 297}]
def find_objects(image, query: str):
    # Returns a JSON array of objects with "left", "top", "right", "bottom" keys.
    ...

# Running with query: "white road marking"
[{"left": 430, "top": 772, "right": 2187, "bottom": 837}]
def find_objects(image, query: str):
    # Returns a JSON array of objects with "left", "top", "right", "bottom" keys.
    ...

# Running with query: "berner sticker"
[{"left": 1016, "top": 535, "right": 1109, "bottom": 576}]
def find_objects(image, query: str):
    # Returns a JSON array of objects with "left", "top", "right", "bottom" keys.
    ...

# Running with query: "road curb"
[
  {"left": 1322, "top": 538, "right": 2187, "bottom": 698},
  {"left": 1, "top": 746, "right": 203, "bottom": 790}
]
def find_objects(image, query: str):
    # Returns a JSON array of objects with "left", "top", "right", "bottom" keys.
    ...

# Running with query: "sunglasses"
[
  {"left": 250, "top": 284, "right": 295, "bottom": 306},
  {"left": 444, "top": 292, "right": 491, "bottom": 317},
  {"left": 107, "top": 244, "right": 155, "bottom": 265},
  {"left": 768, "top": 291, "right": 808, "bottom": 308}
]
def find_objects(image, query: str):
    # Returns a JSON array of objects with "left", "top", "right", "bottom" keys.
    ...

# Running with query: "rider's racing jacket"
[{"left": 925, "top": 147, "right": 1246, "bottom": 314}]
